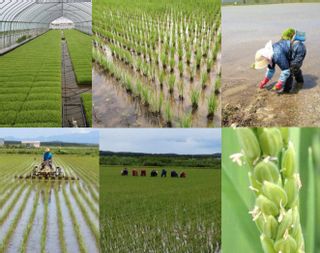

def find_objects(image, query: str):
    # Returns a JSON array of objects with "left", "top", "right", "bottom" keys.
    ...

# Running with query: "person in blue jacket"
[
  {"left": 285, "top": 29, "right": 307, "bottom": 92},
  {"left": 42, "top": 147, "right": 53, "bottom": 169},
  {"left": 254, "top": 29, "right": 306, "bottom": 93}
]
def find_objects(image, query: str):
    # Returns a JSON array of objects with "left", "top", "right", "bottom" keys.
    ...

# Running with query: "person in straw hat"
[{"left": 254, "top": 28, "right": 306, "bottom": 93}]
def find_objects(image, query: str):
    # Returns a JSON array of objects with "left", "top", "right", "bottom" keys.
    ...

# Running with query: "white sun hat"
[{"left": 254, "top": 41, "right": 274, "bottom": 70}]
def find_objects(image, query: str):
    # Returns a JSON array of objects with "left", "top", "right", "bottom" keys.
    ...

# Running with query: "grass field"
[
  {"left": 93, "top": 0, "right": 221, "bottom": 127},
  {"left": 0, "top": 31, "right": 62, "bottom": 127},
  {"left": 0, "top": 153, "right": 99, "bottom": 253},
  {"left": 64, "top": 30, "right": 92, "bottom": 85},
  {"left": 100, "top": 165, "right": 221, "bottom": 252}
]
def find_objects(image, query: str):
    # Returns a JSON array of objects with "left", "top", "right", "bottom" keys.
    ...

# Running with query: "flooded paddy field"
[
  {"left": 0, "top": 154, "right": 99, "bottom": 253},
  {"left": 222, "top": 3, "right": 320, "bottom": 127},
  {"left": 92, "top": 0, "right": 221, "bottom": 128}
]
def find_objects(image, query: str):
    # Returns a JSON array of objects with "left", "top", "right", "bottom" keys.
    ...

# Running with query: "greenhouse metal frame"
[{"left": 0, "top": 0, "right": 92, "bottom": 50}]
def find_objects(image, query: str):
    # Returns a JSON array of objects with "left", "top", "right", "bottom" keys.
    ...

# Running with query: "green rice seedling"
[
  {"left": 186, "top": 51, "right": 192, "bottom": 65},
  {"left": 124, "top": 75, "right": 133, "bottom": 93},
  {"left": 207, "top": 92, "right": 217, "bottom": 119},
  {"left": 180, "top": 113, "right": 192, "bottom": 127},
  {"left": 54, "top": 188, "right": 67, "bottom": 253},
  {"left": 76, "top": 183, "right": 99, "bottom": 218},
  {"left": 168, "top": 74, "right": 176, "bottom": 94},
  {"left": 62, "top": 30, "right": 92, "bottom": 85},
  {"left": 164, "top": 102, "right": 172, "bottom": 126},
  {"left": 62, "top": 186, "right": 87, "bottom": 253},
  {"left": 178, "top": 47, "right": 183, "bottom": 61},
  {"left": 215, "top": 77, "right": 221, "bottom": 94},
  {"left": 178, "top": 61, "right": 184, "bottom": 77},
  {"left": 141, "top": 87, "right": 150, "bottom": 106},
  {"left": 136, "top": 81, "right": 143, "bottom": 98},
  {"left": 41, "top": 186, "right": 49, "bottom": 253},
  {"left": 0, "top": 185, "right": 32, "bottom": 252},
  {"left": 161, "top": 52, "right": 168, "bottom": 69},
  {"left": 170, "top": 47, "right": 175, "bottom": 58},
  {"left": 136, "top": 58, "right": 143, "bottom": 73},
  {"left": 150, "top": 93, "right": 163, "bottom": 114},
  {"left": 69, "top": 184, "right": 99, "bottom": 246},
  {"left": 229, "top": 128, "right": 305, "bottom": 253},
  {"left": 201, "top": 72, "right": 209, "bottom": 89},
  {"left": 191, "top": 89, "right": 200, "bottom": 109},
  {"left": 81, "top": 93, "right": 92, "bottom": 127},
  {"left": 178, "top": 80, "right": 184, "bottom": 100},
  {"left": 190, "top": 66, "right": 196, "bottom": 82},
  {"left": 207, "top": 59, "right": 214, "bottom": 73},
  {"left": 196, "top": 51, "right": 202, "bottom": 69},
  {"left": 20, "top": 189, "right": 40, "bottom": 253},
  {"left": 159, "top": 71, "right": 165, "bottom": 88},
  {"left": 170, "top": 57, "right": 175, "bottom": 73}
]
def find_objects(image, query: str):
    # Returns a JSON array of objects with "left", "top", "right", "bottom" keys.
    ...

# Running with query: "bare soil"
[{"left": 222, "top": 3, "right": 320, "bottom": 127}]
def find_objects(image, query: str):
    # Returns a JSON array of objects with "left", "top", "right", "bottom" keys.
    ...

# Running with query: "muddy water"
[
  {"left": 65, "top": 183, "right": 99, "bottom": 253},
  {"left": 93, "top": 67, "right": 160, "bottom": 127},
  {"left": 222, "top": 3, "right": 320, "bottom": 126},
  {"left": 6, "top": 190, "right": 35, "bottom": 253},
  {"left": 0, "top": 187, "right": 29, "bottom": 243},
  {"left": 46, "top": 187, "right": 61, "bottom": 253},
  {"left": 59, "top": 185, "right": 81, "bottom": 253}
]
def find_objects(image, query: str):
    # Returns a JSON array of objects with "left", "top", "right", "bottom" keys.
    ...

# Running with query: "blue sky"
[
  {"left": 100, "top": 129, "right": 221, "bottom": 154},
  {"left": 0, "top": 128, "right": 99, "bottom": 144}
]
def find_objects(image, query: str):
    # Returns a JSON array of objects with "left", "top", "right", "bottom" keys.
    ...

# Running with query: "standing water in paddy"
[
  {"left": 0, "top": 129, "right": 99, "bottom": 253},
  {"left": 93, "top": 0, "right": 221, "bottom": 127}
]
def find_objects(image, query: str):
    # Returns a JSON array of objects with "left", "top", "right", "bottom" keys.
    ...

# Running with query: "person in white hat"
[{"left": 254, "top": 40, "right": 291, "bottom": 93}]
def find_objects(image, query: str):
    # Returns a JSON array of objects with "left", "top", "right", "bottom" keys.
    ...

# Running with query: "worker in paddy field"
[
  {"left": 254, "top": 28, "right": 306, "bottom": 93},
  {"left": 41, "top": 148, "right": 53, "bottom": 170}
]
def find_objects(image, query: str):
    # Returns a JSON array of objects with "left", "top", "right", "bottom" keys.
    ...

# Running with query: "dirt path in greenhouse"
[
  {"left": 61, "top": 41, "right": 90, "bottom": 127},
  {"left": 222, "top": 4, "right": 320, "bottom": 127}
]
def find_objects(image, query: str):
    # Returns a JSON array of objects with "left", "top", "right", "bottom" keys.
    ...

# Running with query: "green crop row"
[
  {"left": 81, "top": 93, "right": 92, "bottom": 126},
  {"left": 64, "top": 30, "right": 92, "bottom": 85}
]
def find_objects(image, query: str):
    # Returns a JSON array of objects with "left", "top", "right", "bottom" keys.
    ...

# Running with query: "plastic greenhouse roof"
[{"left": 0, "top": 0, "right": 92, "bottom": 24}]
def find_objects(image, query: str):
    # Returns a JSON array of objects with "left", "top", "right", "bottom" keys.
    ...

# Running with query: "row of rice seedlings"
[
  {"left": 69, "top": 184, "right": 100, "bottom": 247},
  {"left": 180, "top": 113, "right": 193, "bottom": 128},
  {"left": 207, "top": 92, "right": 218, "bottom": 119},
  {"left": 0, "top": 185, "right": 32, "bottom": 252},
  {"left": 40, "top": 185, "right": 49, "bottom": 253},
  {"left": 60, "top": 160, "right": 99, "bottom": 202},
  {"left": 0, "top": 181, "right": 24, "bottom": 208},
  {"left": 57, "top": 157, "right": 98, "bottom": 193},
  {"left": 96, "top": 44, "right": 219, "bottom": 124},
  {"left": 191, "top": 89, "right": 200, "bottom": 109},
  {"left": 0, "top": 182, "right": 27, "bottom": 225},
  {"left": 215, "top": 76, "right": 221, "bottom": 94},
  {"left": 62, "top": 186, "right": 87, "bottom": 253},
  {"left": 0, "top": 159, "right": 32, "bottom": 181},
  {"left": 20, "top": 188, "right": 40, "bottom": 253},
  {"left": 54, "top": 186, "right": 68, "bottom": 253},
  {"left": 76, "top": 182, "right": 99, "bottom": 218}
]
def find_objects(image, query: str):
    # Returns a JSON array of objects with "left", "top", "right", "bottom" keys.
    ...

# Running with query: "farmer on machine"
[
  {"left": 41, "top": 148, "right": 53, "bottom": 170},
  {"left": 254, "top": 28, "right": 306, "bottom": 93}
]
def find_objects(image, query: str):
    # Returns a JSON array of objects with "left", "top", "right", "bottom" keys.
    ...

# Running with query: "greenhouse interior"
[
  {"left": 0, "top": 0, "right": 92, "bottom": 128},
  {"left": 0, "top": 0, "right": 92, "bottom": 51}
]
